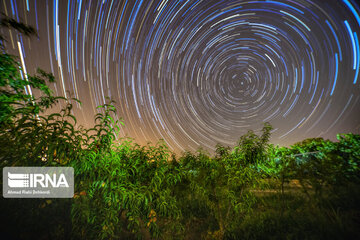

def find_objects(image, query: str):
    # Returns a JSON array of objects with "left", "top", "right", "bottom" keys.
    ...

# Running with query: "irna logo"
[
  {"left": 8, "top": 172, "right": 69, "bottom": 188},
  {"left": 3, "top": 167, "right": 74, "bottom": 198}
]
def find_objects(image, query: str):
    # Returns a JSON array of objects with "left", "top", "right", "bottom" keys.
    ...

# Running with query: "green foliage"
[
  {"left": 0, "top": 54, "right": 83, "bottom": 167},
  {"left": 176, "top": 123, "right": 272, "bottom": 239},
  {"left": 234, "top": 122, "right": 273, "bottom": 164},
  {"left": 71, "top": 139, "right": 182, "bottom": 239},
  {"left": 0, "top": 15, "right": 82, "bottom": 167},
  {"left": 0, "top": 14, "right": 41, "bottom": 124},
  {"left": 86, "top": 98, "right": 124, "bottom": 153}
]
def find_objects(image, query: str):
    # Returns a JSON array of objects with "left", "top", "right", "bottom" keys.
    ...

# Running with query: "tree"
[{"left": 235, "top": 122, "right": 273, "bottom": 164}]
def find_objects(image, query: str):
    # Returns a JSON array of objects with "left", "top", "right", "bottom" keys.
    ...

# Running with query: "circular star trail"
[{"left": 1, "top": 0, "right": 360, "bottom": 153}]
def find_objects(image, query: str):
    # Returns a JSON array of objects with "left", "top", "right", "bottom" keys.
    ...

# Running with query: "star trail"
[{"left": 1, "top": 0, "right": 360, "bottom": 154}]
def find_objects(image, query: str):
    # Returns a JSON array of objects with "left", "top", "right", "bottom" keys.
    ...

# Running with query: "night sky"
[{"left": 1, "top": 0, "right": 360, "bottom": 154}]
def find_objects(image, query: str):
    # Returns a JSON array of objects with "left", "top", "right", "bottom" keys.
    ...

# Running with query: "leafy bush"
[
  {"left": 71, "top": 139, "right": 182, "bottom": 239},
  {"left": 176, "top": 124, "right": 272, "bottom": 239}
]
